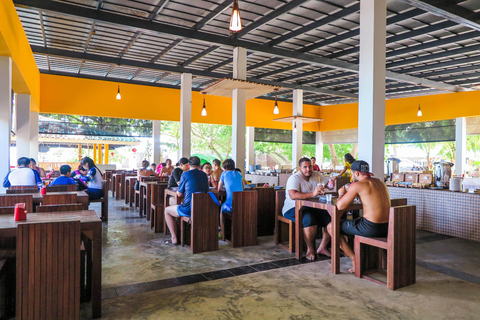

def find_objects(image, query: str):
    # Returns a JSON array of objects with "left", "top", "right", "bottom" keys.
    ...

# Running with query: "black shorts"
[
  {"left": 284, "top": 207, "right": 331, "bottom": 228},
  {"left": 340, "top": 217, "right": 388, "bottom": 238}
]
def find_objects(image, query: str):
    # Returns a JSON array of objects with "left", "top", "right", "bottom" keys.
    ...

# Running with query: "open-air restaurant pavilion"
[{"left": 1, "top": 0, "right": 480, "bottom": 319}]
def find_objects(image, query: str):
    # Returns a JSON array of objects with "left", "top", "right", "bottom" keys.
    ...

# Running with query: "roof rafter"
[
  {"left": 193, "top": 0, "right": 231, "bottom": 31},
  {"left": 235, "top": 0, "right": 311, "bottom": 38},
  {"left": 14, "top": 0, "right": 466, "bottom": 92},
  {"left": 32, "top": 45, "right": 358, "bottom": 98},
  {"left": 399, "top": 0, "right": 480, "bottom": 32}
]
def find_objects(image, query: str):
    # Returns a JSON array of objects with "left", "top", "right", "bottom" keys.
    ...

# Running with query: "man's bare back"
[{"left": 355, "top": 177, "right": 390, "bottom": 223}]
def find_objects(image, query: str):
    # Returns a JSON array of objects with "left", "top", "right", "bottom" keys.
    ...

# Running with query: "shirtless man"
[
  {"left": 160, "top": 159, "right": 174, "bottom": 176},
  {"left": 211, "top": 159, "right": 223, "bottom": 188},
  {"left": 327, "top": 160, "right": 390, "bottom": 273}
]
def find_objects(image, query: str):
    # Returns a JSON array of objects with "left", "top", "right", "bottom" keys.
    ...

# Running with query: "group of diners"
[
  {"left": 282, "top": 156, "right": 390, "bottom": 273},
  {"left": 3, "top": 156, "right": 105, "bottom": 200},
  {"left": 163, "top": 156, "right": 244, "bottom": 245}
]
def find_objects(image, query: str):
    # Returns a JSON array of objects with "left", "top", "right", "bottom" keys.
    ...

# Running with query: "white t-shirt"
[{"left": 282, "top": 171, "right": 329, "bottom": 215}]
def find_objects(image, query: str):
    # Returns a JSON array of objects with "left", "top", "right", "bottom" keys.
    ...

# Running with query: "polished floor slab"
[{"left": 83, "top": 196, "right": 480, "bottom": 319}]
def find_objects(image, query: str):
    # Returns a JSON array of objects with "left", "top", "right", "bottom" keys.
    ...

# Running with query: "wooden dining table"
[
  {"left": 0, "top": 210, "right": 102, "bottom": 318},
  {"left": 125, "top": 176, "right": 137, "bottom": 206},
  {"left": 164, "top": 188, "right": 226, "bottom": 209},
  {"left": 295, "top": 197, "right": 362, "bottom": 274},
  {"left": 31, "top": 191, "right": 90, "bottom": 211}
]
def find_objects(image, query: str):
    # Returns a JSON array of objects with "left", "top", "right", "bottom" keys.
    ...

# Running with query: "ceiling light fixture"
[
  {"left": 417, "top": 104, "right": 422, "bottom": 117},
  {"left": 116, "top": 86, "right": 121, "bottom": 100},
  {"left": 273, "top": 88, "right": 279, "bottom": 115},
  {"left": 201, "top": 93, "right": 207, "bottom": 116},
  {"left": 229, "top": 0, "right": 242, "bottom": 32}
]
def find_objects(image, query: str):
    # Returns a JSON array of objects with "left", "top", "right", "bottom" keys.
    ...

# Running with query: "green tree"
[
  {"left": 40, "top": 114, "right": 152, "bottom": 136},
  {"left": 414, "top": 142, "right": 436, "bottom": 169}
]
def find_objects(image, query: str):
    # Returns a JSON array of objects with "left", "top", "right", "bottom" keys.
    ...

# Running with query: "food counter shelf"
[{"left": 388, "top": 187, "right": 480, "bottom": 242}]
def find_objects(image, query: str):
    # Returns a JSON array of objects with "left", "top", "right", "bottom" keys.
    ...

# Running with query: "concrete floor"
[{"left": 85, "top": 195, "right": 480, "bottom": 319}]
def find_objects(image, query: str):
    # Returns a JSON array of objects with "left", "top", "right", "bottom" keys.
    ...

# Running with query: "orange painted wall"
[
  {"left": 40, "top": 74, "right": 322, "bottom": 131},
  {"left": 40, "top": 74, "right": 480, "bottom": 132},
  {"left": 0, "top": 0, "right": 40, "bottom": 110}
]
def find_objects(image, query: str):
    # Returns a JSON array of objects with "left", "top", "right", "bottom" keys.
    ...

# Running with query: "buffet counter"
[
  {"left": 388, "top": 187, "right": 480, "bottom": 242},
  {"left": 245, "top": 173, "right": 292, "bottom": 186}
]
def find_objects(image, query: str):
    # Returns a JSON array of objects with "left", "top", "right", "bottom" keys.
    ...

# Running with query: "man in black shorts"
[
  {"left": 282, "top": 158, "right": 333, "bottom": 260},
  {"left": 327, "top": 160, "right": 391, "bottom": 273}
]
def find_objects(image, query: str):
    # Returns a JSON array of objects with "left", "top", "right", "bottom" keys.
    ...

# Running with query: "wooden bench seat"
[
  {"left": 221, "top": 191, "right": 258, "bottom": 248},
  {"left": 180, "top": 193, "right": 219, "bottom": 254},
  {"left": 354, "top": 205, "right": 416, "bottom": 290}
]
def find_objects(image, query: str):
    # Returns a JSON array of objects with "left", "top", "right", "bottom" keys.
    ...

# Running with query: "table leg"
[
  {"left": 295, "top": 201, "right": 303, "bottom": 259},
  {"left": 81, "top": 198, "right": 89, "bottom": 210},
  {"left": 328, "top": 207, "right": 342, "bottom": 274},
  {"left": 139, "top": 186, "right": 144, "bottom": 216},
  {"left": 125, "top": 180, "right": 129, "bottom": 205},
  {"left": 146, "top": 185, "right": 151, "bottom": 220},
  {"left": 91, "top": 224, "right": 102, "bottom": 318},
  {"left": 130, "top": 184, "right": 135, "bottom": 208}
]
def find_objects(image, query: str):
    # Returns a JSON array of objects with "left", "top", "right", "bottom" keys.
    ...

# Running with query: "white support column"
[
  {"left": 29, "top": 111, "right": 39, "bottom": 161},
  {"left": 232, "top": 47, "right": 247, "bottom": 172},
  {"left": 292, "top": 89, "right": 303, "bottom": 169},
  {"left": 315, "top": 131, "right": 324, "bottom": 169},
  {"left": 180, "top": 73, "right": 192, "bottom": 158},
  {"left": 455, "top": 117, "right": 467, "bottom": 176},
  {"left": 246, "top": 126, "right": 255, "bottom": 171},
  {"left": 153, "top": 120, "right": 162, "bottom": 164},
  {"left": 16, "top": 94, "right": 31, "bottom": 158},
  {"left": 0, "top": 57, "right": 12, "bottom": 192},
  {"left": 357, "top": 0, "right": 386, "bottom": 179}
]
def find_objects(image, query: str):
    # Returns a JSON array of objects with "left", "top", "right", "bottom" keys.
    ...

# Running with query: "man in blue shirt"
[
  {"left": 164, "top": 156, "right": 209, "bottom": 245},
  {"left": 217, "top": 159, "right": 243, "bottom": 213},
  {"left": 3, "top": 157, "right": 42, "bottom": 189},
  {"left": 50, "top": 165, "right": 77, "bottom": 187}
]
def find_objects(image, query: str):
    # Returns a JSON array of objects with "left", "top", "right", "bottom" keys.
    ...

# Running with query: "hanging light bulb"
[
  {"left": 116, "top": 86, "right": 121, "bottom": 100},
  {"left": 293, "top": 120, "right": 297, "bottom": 133},
  {"left": 201, "top": 93, "right": 207, "bottom": 116},
  {"left": 229, "top": 0, "right": 242, "bottom": 32},
  {"left": 273, "top": 88, "right": 279, "bottom": 115},
  {"left": 417, "top": 104, "right": 422, "bottom": 117}
]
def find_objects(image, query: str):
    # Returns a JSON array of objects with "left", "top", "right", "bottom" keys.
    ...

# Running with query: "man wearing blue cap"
[{"left": 327, "top": 160, "right": 391, "bottom": 273}]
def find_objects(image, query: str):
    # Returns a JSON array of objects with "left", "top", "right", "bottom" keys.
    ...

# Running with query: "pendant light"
[
  {"left": 116, "top": 86, "right": 121, "bottom": 100},
  {"left": 201, "top": 93, "right": 207, "bottom": 116},
  {"left": 229, "top": 0, "right": 242, "bottom": 32},
  {"left": 293, "top": 120, "right": 297, "bottom": 133},
  {"left": 273, "top": 88, "right": 280, "bottom": 115},
  {"left": 417, "top": 104, "right": 422, "bottom": 117}
]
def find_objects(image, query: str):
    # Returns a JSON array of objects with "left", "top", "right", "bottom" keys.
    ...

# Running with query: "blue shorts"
[
  {"left": 283, "top": 207, "right": 331, "bottom": 228},
  {"left": 221, "top": 203, "right": 232, "bottom": 213},
  {"left": 86, "top": 188, "right": 104, "bottom": 200},
  {"left": 340, "top": 217, "right": 388, "bottom": 238}
]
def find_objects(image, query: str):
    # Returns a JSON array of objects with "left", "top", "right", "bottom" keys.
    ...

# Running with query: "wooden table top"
[
  {"left": 30, "top": 191, "right": 88, "bottom": 201},
  {"left": 0, "top": 210, "right": 101, "bottom": 230}
]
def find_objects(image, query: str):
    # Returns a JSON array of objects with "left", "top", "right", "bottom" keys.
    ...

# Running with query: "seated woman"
[
  {"left": 79, "top": 157, "right": 104, "bottom": 200},
  {"left": 201, "top": 162, "right": 213, "bottom": 187},
  {"left": 136, "top": 160, "right": 159, "bottom": 190},
  {"left": 218, "top": 159, "right": 244, "bottom": 214}
]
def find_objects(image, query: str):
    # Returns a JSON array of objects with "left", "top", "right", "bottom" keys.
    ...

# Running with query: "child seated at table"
[
  {"left": 218, "top": 159, "right": 243, "bottom": 214},
  {"left": 50, "top": 165, "right": 77, "bottom": 186}
]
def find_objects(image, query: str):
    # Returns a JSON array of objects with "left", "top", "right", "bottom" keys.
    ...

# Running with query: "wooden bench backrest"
[
  {"left": 47, "top": 185, "right": 77, "bottom": 192},
  {"left": 0, "top": 194, "right": 33, "bottom": 213},
  {"left": 42, "top": 193, "right": 78, "bottom": 205},
  {"left": 6, "top": 186, "right": 38, "bottom": 194},
  {"left": 17, "top": 221, "right": 81, "bottom": 320},
  {"left": 151, "top": 183, "right": 168, "bottom": 205},
  {"left": 190, "top": 192, "right": 219, "bottom": 253},
  {"left": 275, "top": 190, "right": 286, "bottom": 218},
  {"left": 36, "top": 203, "right": 83, "bottom": 213},
  {"left": 390, "top": 198, "right": 407, "bottom": 207},
  {"left": 388, "top": 205, "right": 416, "bottom": 289},
  {"left": 0, "top": 207, "right": 14, "bottom": 214},
  {"left": 255, "top": 187, "right": 275, "bottom": 236},
  {"left": 231, "top": 191, "right": 258, "bottom": 247}
]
